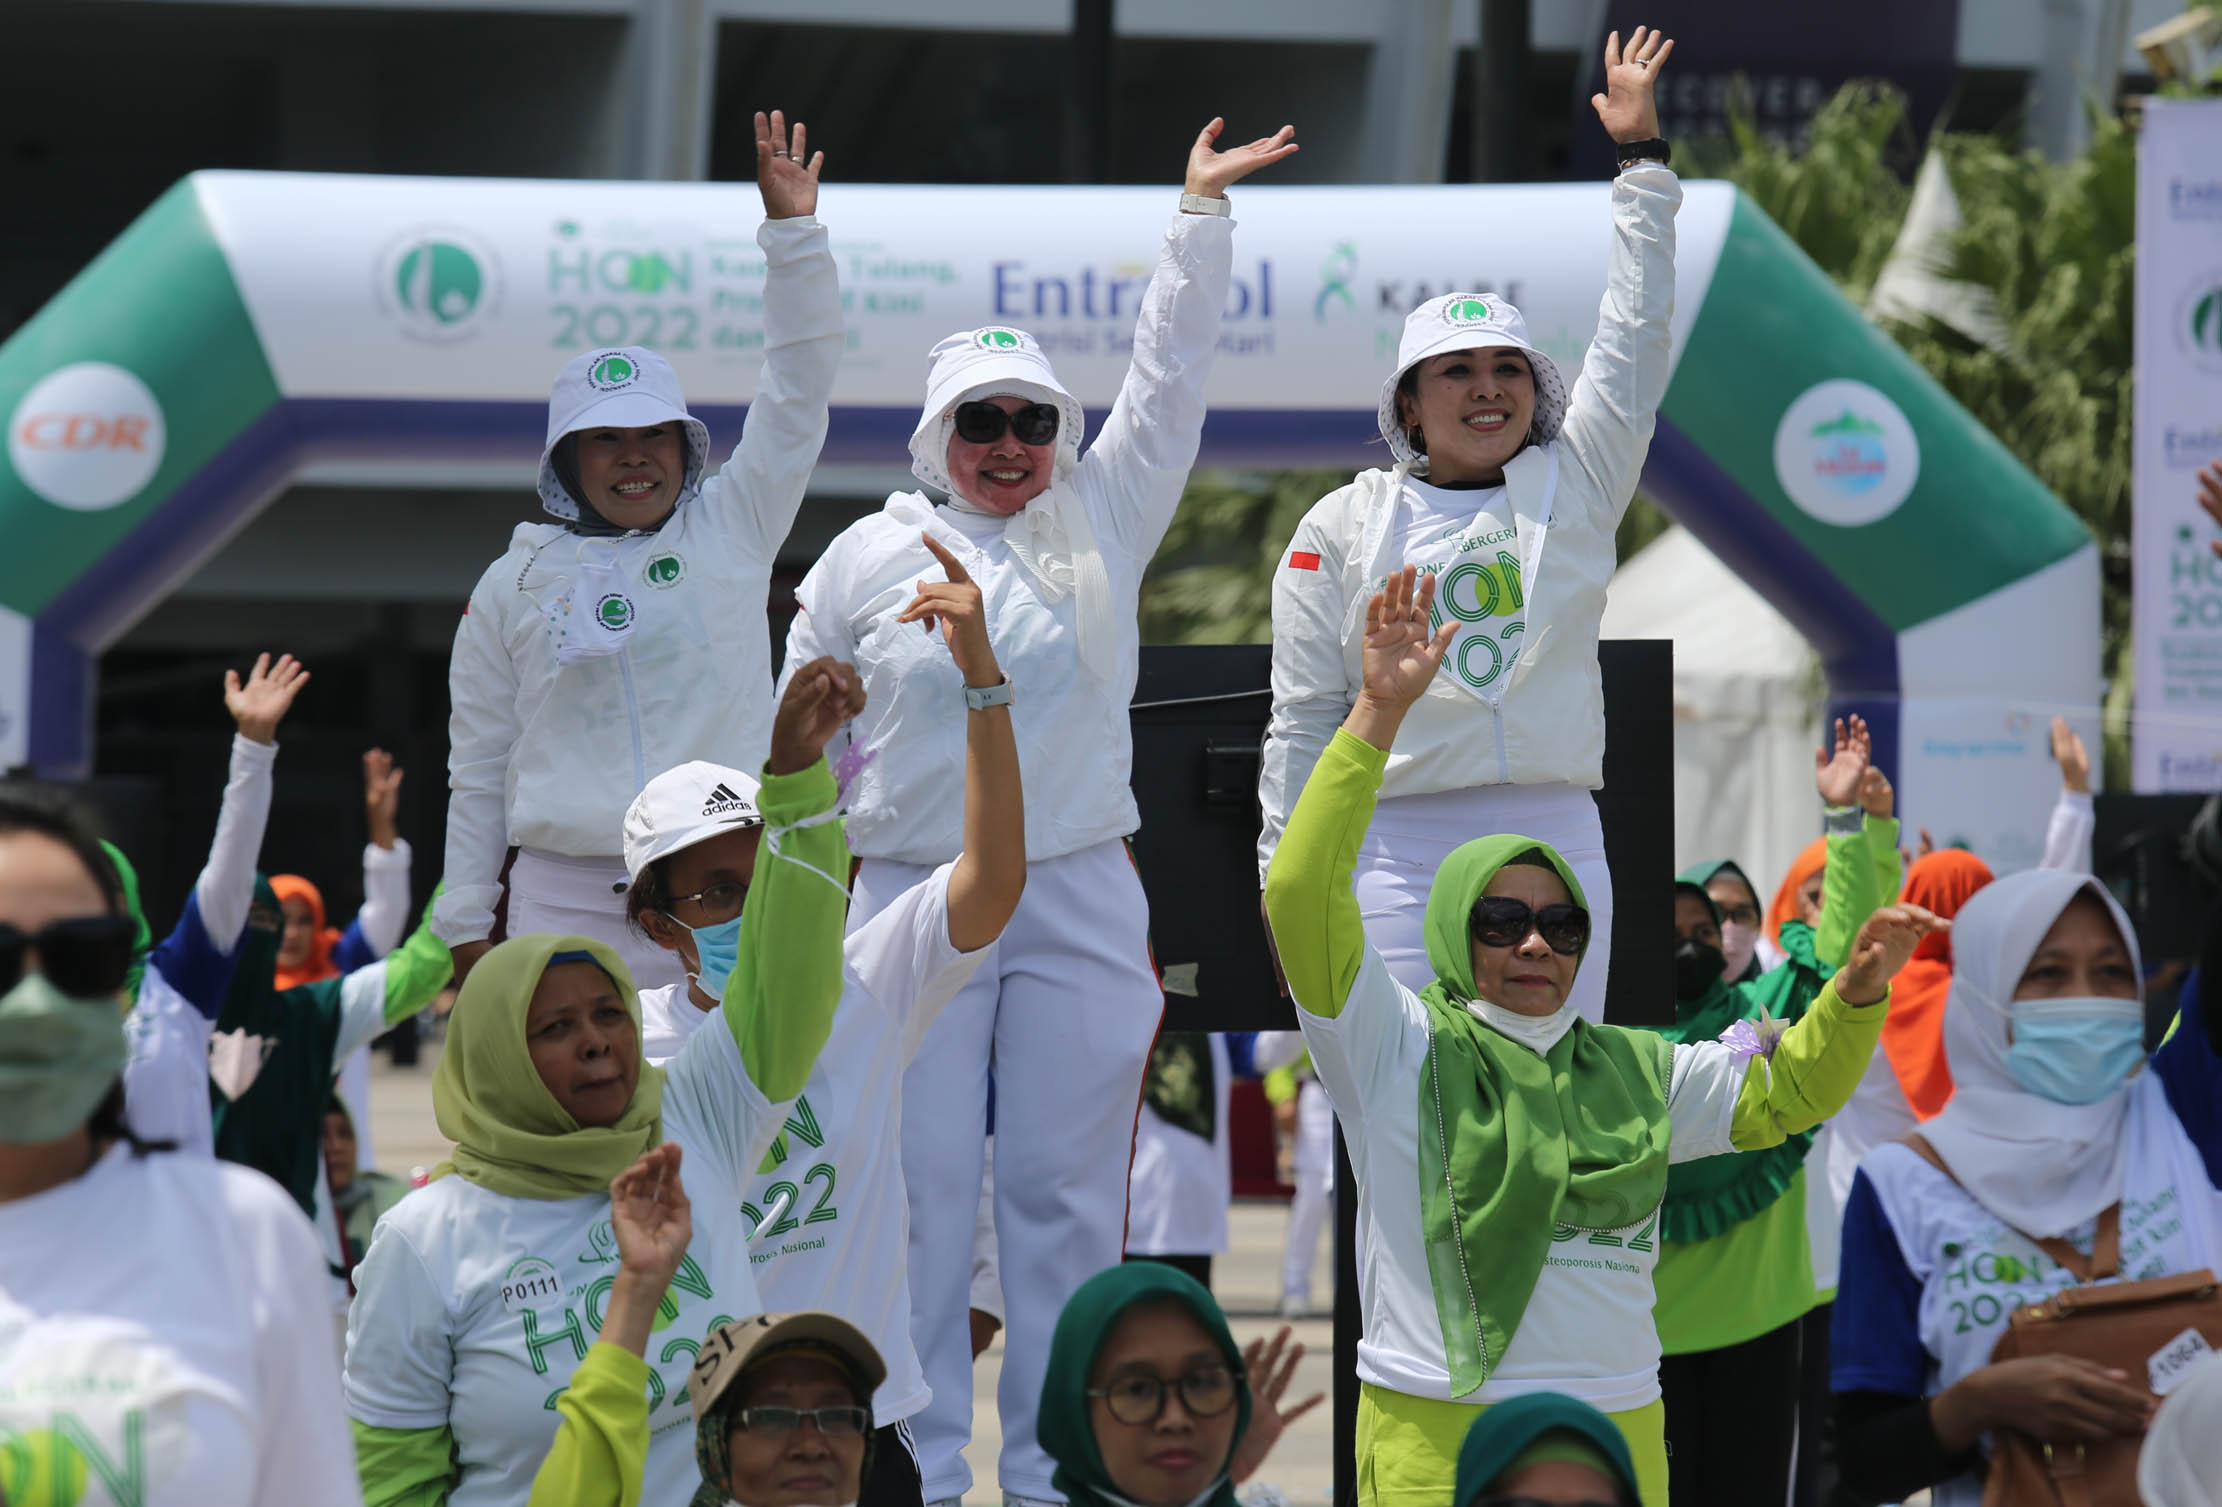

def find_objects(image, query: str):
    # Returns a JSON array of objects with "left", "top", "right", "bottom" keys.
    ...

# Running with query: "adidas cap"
[{"left": 622, "top": 760, "right": 764, "bottom": 883}]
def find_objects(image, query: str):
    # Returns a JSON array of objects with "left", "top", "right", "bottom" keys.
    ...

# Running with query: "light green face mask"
[{"left": 0, "top": 972, "right": 126, "bottom": 1143}]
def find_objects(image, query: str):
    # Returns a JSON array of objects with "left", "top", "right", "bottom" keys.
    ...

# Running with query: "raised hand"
[
  {"left": 1231, "top": 1326, "right": 1326, "bottom": 1483},
  {"left": 769, "top": 655, "right": 867, "bottom": 776},
  {"left": 1358, "top": 567, "right": 1457, "bottom": 713},
  {"left": 1815, "top": 715, "right": 1872, "bottom": 808},
  {"left": 224, "top": 653, "right": 310, "bottom": 746},
  {"left": 2050, "top": 716, "right": 2092, "bottom": 795},
  {"left": 2198, "top": 462, "right": 2222, "bottom": 559},
  {"left": 1185, "top": 118, "right": 1299, "bottom": 199},
  {"left": 363, "top": 748, "right": 404, "bottom": 850},
  {"left": 895, "top": 533, "right": 1004, "bottom": 691},
  {"left": 1836, "top": 904, "right": 1947, "bottom": 1006},
  {"left": 610, "top": 1142, "right": 693, "bottom": 1287},
  {"left": 1590, "top": 26, "right": 1675, "bottom": 143},
  {"left": 755, "top": 110, "right": 823, "bottom": 220},
  {"left": 1858, "top": 763, "right": 1894, "bottom": 820}
]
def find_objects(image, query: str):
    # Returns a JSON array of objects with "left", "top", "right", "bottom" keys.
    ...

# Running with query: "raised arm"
[
  {"left": 1079, "top": 119, "right": 1297, "bottom": 563},
  {"left": 435, "top": 572, "right": 519, "bottom": 984},
  {"left": 1812, "top": 715, "right": 1883, "bottom": 970},
  {"left": 2040, "top": 716, "right": 2095, "bottom": 871},
  {"left": 345, "top": 749, "right": 412, "bottom": 966},
  {"left": 710, "top": 110, "right": 844, "bottom": 561},
  {"left": 1556, "top": 27, "right": 1681, "bottom": 524},
  {"left": 897, "top": 533, "right": 1025, "bottom": 952},
  {"left": 1258, "top": 503, "right": 1353, "bottom": 888}
]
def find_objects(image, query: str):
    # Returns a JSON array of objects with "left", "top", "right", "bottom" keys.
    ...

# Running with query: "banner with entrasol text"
[{"left": 2135, "top": 97, "right": 2222, "bottom": 790}]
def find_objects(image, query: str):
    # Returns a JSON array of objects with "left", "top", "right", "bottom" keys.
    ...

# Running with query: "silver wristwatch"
[
  {"left": 964, "top": 676, "right": 1015, "bottom": 711},
  {"left": 1178, "top": 192, "right": 1232, "bottom": 217}
]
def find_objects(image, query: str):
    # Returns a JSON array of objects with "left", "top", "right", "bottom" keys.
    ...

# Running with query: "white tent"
[{"left": 1600, "top": 523, "right": 1823, "bottom": 899}]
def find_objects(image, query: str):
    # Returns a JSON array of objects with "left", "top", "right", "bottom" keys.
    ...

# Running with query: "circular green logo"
[
  {"left": 595, "top": 593, "right": 635, "bottom": 631},
  {"left": 588, "top": 353, "right": 638, "bottom": 391},
  {"left": 643, "top": 553, "right": 685, "bottom": 589},
  {"left": 975, "top": 328, "right": 1023, "bottom": 350},
  {"left": 394, "top": 241, "right": 483, "bottom": 327},
  {"left": 1443, "top": 295, "right": 1494, "bottom": 325}
]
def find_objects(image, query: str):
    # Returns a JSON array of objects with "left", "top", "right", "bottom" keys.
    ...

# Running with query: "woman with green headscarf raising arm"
[
  {"left": 1261, "top": 565, "right": 1942, "bottom": 1507},
  {"left": 343, "top": 654, "right": 866, "bottom": 1507}
]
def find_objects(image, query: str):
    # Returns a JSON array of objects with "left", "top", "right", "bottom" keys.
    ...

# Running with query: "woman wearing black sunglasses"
[
  {"left": 1262, "top": 566, "right": 1940, "bottom": 1507},
  {"left": 780, "top": 117, "right": 1297, "bottom": 1507},
  {"left": 0, "top": 791, "right": 364, "bottom": 1504}
]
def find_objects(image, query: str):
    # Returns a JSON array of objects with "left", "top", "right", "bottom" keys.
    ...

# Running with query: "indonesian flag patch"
[{"left": 1287, "top": 550, "right": 1321, "bottom": 571}]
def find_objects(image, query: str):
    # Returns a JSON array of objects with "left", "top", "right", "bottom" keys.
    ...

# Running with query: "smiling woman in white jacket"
[
  {"left": 435, "top": 112, "right": 842, "bottom": 992},
  {"left": 1258, "top": 30, "right": 1680, "bottom": 1026},
  {"left": 780, "top": 118, "right": 1297, "bottom": 1507}
]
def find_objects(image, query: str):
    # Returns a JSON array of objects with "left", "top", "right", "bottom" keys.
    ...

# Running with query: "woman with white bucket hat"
[
  {"left": 779, "top": 117, "right": 1298, "bottom": 1507},
  {"left": 1259, "top": 28, "right": 1682, "bottom": 1026},
  {"left": 434, "top": 112, "right": 842, "bottom": 994}
]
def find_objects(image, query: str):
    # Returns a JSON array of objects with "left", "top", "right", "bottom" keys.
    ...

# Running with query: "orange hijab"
[
  {"left": 1880, "top": 849, "right": 1993, "bottom": 1121},
  {"left": 1764, "top": 838, "right": 1828, "bottom": 948},
  {"left": 269, "top": 873, "right": 343, "bottom": 990}
]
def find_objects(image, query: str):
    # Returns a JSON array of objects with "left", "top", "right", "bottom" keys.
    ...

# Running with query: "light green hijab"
[
  {"left": 1414, "top": 834, "right": 1673, "bottom": 1398},
  {"left": 432, "top": 934, "right": 664, "bottom": 1200}
]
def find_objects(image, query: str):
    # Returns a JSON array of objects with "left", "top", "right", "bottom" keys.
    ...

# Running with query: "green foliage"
[{"left": 1139, "top": 469, "right": 1345, "bottom": 643}]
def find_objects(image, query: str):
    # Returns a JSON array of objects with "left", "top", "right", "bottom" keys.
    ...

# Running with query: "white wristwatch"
[
  {"left": 964, "top": 676, "right": 1015, "bottom": 711},
  {"left": 1179, "top": 192, "right": 1231, "bottom": 217}
]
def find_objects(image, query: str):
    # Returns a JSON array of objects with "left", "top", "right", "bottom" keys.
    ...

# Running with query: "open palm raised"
[{"left": 1359, "top": 566, "right": 1458, "bottom": 711}]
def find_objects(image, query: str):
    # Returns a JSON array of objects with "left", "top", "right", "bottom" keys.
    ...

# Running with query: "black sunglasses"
[
  {"left": 0, "top": 916, "right": 139, "bottom": 996},
  {"left": 1469, "top": 897, "right": 1590, "bottom": 957},
  {"left": 953, "top": 400, "right": 1060, "bottom": 447}
]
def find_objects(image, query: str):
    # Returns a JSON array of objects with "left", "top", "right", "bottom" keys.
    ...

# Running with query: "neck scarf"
[
  {"left": 1414, "top": 834, "right": 1673, "bottom": 1396},
  {"left": 98, "top": 841, "right": 150, "bottom": 1005},
  {"left": 1764, "top": 838, "right": 1828, "bottom": 948},
  {"left": 1882, "top": 850, "right": 1994, "bottom": 1122},
  {"left": 269, "top": 873, "right": 343, "bottom": 991},
  {"left": 1451, "top": 1392, "right": 1641, "bottom": 1507},
  {"left": 1037, "top": 1263, "right": 1251, "bottom": 1507},
  {"left": 432, "top": 934, "right": 664, "bottom": 1200},
  {"left": 1920, "top": 871, "right": 2145, "bottom": 1237}
]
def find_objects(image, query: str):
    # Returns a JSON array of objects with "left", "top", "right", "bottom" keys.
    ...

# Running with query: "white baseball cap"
[
  {"left": 538, "top": 346, "right": 712, "bottom": 522},
  {"left": 622, "top": 760, "right": 763, "bottom": 883},
  {"left": 1378, "top": 292, "right": 1568, "bottom": 474}
]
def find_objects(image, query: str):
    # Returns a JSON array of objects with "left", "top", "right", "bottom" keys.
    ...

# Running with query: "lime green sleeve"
[
  {"left": 526, "top": 1343, "right": 651, "bottom": 1507},
  {"left": 1262, "top": 729, "right": 1387, "bottom": 1020},
  {"left": 1813, "top": 815, "right": 1875, "bottom": 972},
  {"left": 352, "top": 1419, "right": 458, "bottom": 1507},
  {"left": 1262, "top": 1065, "right": 1298, "bottom": 1105},
  {"left": 382, "top": 883, "right": 454, "bottom": 1026},
  {"left": 1727, "top": 979, "right": 1889, "bottom": 1150},
  {"left": 1866, "top": 812, "right": 1902, "bottom": 908},
  {"left": 727, "top": 756, "right": 849, "bottom": 1103}
]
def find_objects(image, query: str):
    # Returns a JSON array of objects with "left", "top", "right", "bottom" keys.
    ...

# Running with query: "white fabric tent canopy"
[{"left": 1600, "top": 523, "right": 1822, "bottom": 899}]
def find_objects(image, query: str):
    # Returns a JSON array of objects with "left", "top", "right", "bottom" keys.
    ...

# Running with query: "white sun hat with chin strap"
[
  {"left": 1378, "top": 293, "right": 1569, "bottom": 474},
  {"left": 537, "top": 345, "right": 712, "bottom": 522},
  {"left": 906, "top": 326, "right": 1086, "bottom": 494}
]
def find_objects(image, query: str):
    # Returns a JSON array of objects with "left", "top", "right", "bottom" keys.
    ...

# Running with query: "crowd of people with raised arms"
[{"left": 5, "top": 24, "right": 2222, "bottom": 1507}]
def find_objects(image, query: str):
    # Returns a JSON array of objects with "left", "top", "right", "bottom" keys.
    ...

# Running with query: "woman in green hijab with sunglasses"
[{"left": 1262, "top": 566, "right": 1941, "bottom": 1507}]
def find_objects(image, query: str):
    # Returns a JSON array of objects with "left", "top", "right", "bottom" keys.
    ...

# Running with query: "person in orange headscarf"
[{"left": 1882, "top": 850, "right": 1994, "bottom": 1119}]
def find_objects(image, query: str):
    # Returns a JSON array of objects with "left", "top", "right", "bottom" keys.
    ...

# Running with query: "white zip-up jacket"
[
  {"left": 434, "top": 216, "right": 842, "bottom": 945},
  {"left": 1257, "top": 166, "right": 1680, "bottom": 883},
  {"left": 785, "top": 210, "right": 1234, "bottom": 865}
]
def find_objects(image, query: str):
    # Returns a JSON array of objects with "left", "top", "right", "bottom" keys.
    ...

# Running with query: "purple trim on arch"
[{"left": 27, "top": 626, "right": 89, "bottom": 776}]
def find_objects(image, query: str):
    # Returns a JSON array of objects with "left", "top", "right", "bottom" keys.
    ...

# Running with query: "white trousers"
[
  {"left": 1351, "top": 783, "right": 1612, "bottom": 1025},
  {"left": 1280, "top": 1077, "right": 1336, "bottom": 1305},
  {"left": 504, "top": 848, "right": 687, "bottom": 995},
  {"left": 871, "top": 839, "right": 1163, "bottom": 1503}
]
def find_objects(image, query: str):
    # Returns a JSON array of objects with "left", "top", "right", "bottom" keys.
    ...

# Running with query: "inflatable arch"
[{"left": 0, "top": 172, "right": 2095, "bottom": 865}]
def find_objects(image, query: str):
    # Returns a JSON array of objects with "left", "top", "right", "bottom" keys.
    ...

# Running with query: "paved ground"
[{"left": 368, "top": 1044, "right": 1340, "bottom": 1504}]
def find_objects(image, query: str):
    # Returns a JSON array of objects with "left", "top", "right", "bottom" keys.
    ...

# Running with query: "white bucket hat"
[
  {"left": 1378, "top": 293, "right": 1569, "bottom": 474},
  {"left": 622, "top": 760, "right": 764, "bottom": 884},
  {"left": 538, "top": 346, "right": 711, "bottom": 522},
  {"left": 907, "top": 326, "right": 1085, "bottom": 495}
]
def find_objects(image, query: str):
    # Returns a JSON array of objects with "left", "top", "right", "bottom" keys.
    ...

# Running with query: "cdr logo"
[
  {"left": 8, "top": 362, "right": 166, "bottom": 511},
  {"left": 1772, "top": 378, "right": 1920, "bottom": 528}
]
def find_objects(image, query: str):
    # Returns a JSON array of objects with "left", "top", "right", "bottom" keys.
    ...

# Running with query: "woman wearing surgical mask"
[
  {"left": 0, "top": 792, "right": 363, "bottom": 1506},
  {"left": 1259, "top": 29, "right": 1680, "bottom": 1029},
  {"left": 780, "top": 117, "right": 1296, "bottom": 1507},
  {"left": 1830, "top": 871, "right": 2222, "bottom": 1507}
]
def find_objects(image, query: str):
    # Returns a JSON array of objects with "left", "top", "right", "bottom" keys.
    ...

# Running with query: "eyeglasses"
[
  {"left": 953, "top": 400, "right": 1060, "bottom": 447},
  {"left": 731, "top": 1404, "right": 870, "bottom": 1437},
  {"left": 1469, "top": 897, "right": 1590, "bottom": 957},
  {"left": 1087, "top": 1364, "right": 1240, "bottom": 1425},
  {"left": 1713, "top": 900, "right": 1760, "bottom": 927},
  {"left": 0, "top": 916, "right": 138, "bottom": 996},
  {"left": 668, "top": 880, "right": 747, "bottom": 923}
]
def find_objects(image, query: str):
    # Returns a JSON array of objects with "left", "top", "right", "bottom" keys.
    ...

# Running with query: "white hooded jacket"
[
  {"left": 1256, "top": 166, "right": 1680, "bottom": 883},
  {"left": 784, "top": 208, "right": 1234, "bottom": 865},
  {"left": 434, "top": 216, "right": 842, "bottom": 946}
]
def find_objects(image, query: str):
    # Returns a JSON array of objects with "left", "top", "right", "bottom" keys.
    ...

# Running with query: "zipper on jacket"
[{"left": 617, "top": 648, "right": 646, "bottom": 790}]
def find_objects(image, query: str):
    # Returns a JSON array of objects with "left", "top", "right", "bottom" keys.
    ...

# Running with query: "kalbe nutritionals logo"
[
  {"left": 974, "top": 328, "right": 1024, "bottom": 351},
  {"left": 2178, "top": 273, "right": 2222, "bottom": 375},
  {"left": 377, "top": 226, "right": 500, "bottom": 342},
  {"left": 1772, "top": 379, "right": 1920, "bottom": 528},
  {"left": 1441, "top": 295, "right": 1496, "bottom": 325},
  {"left": 586, "top": 351, "right": 640, "bottom": 391}
]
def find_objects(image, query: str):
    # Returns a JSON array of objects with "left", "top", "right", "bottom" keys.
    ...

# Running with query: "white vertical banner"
[
  {"left": 0, "top": 605, "right": 29, "bottom": 772},
  {"left": 2134, "top": 98, "right": 2222, "bottom": 791}
]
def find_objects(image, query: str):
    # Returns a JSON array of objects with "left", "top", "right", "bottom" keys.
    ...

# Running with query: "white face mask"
[
  {"left": 1720, "top": 921, "right": 1760, "bottom": 980},
  {"left": 1467, "top": 998, "right": 1577, "bottom": 1055}
]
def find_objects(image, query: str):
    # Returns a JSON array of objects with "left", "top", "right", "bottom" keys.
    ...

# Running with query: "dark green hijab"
[
  {"left": 1680, "top": 858, "right": 1763, "bottom": 984},
  {"left": 1452, "top": 1393, "right": 1640, "bottom": 1507},
  {"left": 1038, "top": 1264, "right": 1252, "bottom": 1507}
]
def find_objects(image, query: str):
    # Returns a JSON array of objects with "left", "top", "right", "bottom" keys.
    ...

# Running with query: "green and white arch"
[{"left": 0, "top": 171, "right": 2094, "bottom": 866}]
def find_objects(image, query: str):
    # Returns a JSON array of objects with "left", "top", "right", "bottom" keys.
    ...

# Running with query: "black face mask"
[{"left": 1673, "top": 936, "right": 1727, "bottom": 1001}]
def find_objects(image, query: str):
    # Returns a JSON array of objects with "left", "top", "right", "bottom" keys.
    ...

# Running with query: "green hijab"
[
  {"left": 1680, "top": 858, "right": 1763, "bottom": 983},
  {"left": 98, "top": 840, "right": 150, "bottom": 1004},
  {"left": 1037, "top": 1263, "right": 1253, "bottom": 1507},
  {"left": 431, "top": 933, "right": 664, "bottom": 1200},
  {"left": 1451, "top": 1392, "right": 1640, "bottom": 1507},
  {"left": 1414, "top": 835, "right": 1673, "bottom": 1398}
]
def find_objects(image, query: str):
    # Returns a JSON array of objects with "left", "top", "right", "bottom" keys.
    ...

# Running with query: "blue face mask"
[
  {"left": 681, "top": 913, "right": 743, "bottom": 1001},
  {"left": 2004, "top": 996, "right": 2145, "bottom": 1105}
]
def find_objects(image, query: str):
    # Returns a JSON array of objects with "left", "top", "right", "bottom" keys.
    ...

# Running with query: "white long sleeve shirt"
[
  {"left": 1257, "top": 167, "right": 1682, "bottom": 883},
  {"left": 784, "top": 209, "right": 1234, "bottom": 864},
  {"left": 435, "top": 216, "right": 843, "bottom": 945}
]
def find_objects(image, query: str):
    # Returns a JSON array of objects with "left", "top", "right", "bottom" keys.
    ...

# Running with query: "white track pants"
[
  {"left": 1280, "top": 1078, "right": 1336, "bottom": 1305},
  {"left": 869, "top": 839, "right": 1163, "bottom": 1503},
  {"left": 1350, "top": 783, "right": 1612, "bottom": 1025},
  {"left": 504, "top": 848, "right": 687, "bottom": 995}
]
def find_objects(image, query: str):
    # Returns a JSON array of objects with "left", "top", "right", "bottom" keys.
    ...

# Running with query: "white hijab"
[
  {"left": 2140, "top": 1351, "right": 2222, "bottom": 1506},
  {"left": 1920, "top": 870, "right": 2146, "bottom": 1238}
]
